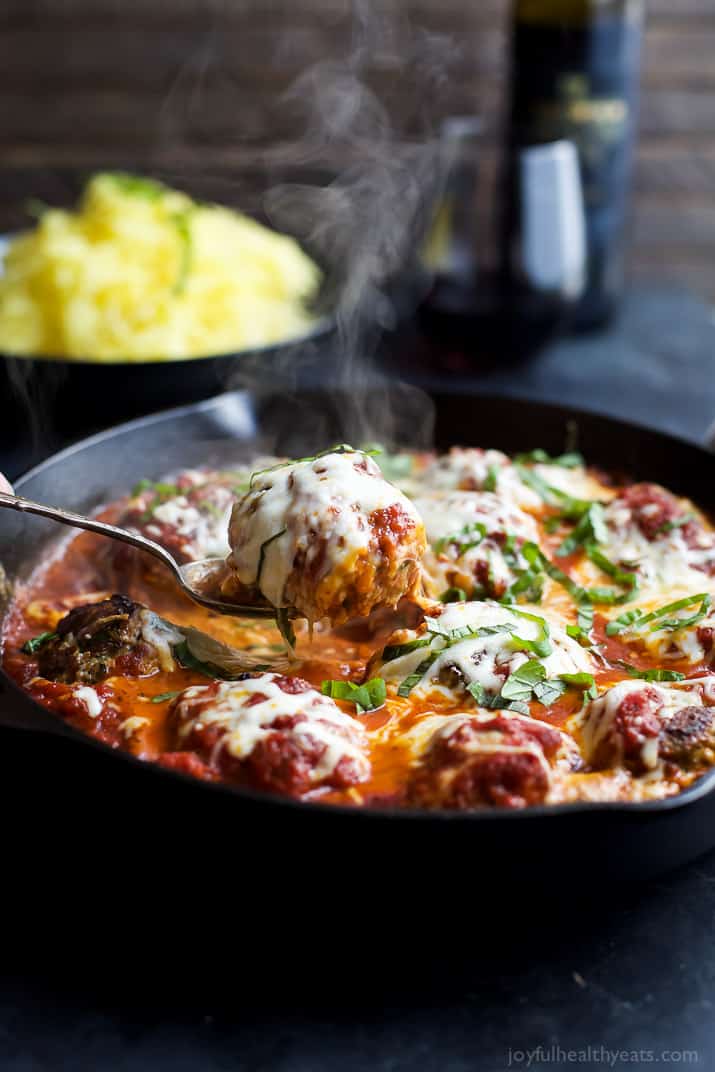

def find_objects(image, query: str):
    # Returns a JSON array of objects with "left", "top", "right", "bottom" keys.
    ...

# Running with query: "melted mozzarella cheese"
[
  {"left": 74, "top": 685, "right": 102, "bottom": 718},
  {"left": 595, "top": 500, "right": 715, "bottom": 603},
  {"left": 419, "top": 448, "right": 542, "bottom": 509},
  {"left": 574, "top": 678, "right": 714, "bottom": 770},
  {"left": 415, "top": 490, "right": 538, "bottom": 599},
  {"left": 531, "top": 463, "right": 615, "bottom": 503},
  {"left": 138, "top": 611, "right": 184, "bottom": 672},
  {"left": 175, "top": 676, "right": 370, "bottom": 782},
  {"left": 378, "top": 600, "right": 593, "bottom": 702},
  {"left": 228, "top": 451, "right": 424, "bottom": 609}
]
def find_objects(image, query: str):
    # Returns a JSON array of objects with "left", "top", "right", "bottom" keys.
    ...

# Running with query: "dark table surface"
[{"left": 2, "top": 285, "right": 715, "bottom": 1071}]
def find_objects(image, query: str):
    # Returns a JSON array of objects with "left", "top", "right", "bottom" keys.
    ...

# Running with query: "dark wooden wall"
[{"left": 1, "top": 0, "right": 714, "bottom": 298}]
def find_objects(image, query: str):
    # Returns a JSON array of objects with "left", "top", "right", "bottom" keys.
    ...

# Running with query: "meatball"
[
  {"left": 113, "top": 464, "right": 278, "bottom": 568},
  {"left": 602, "top": 483, "right": 715, "bottom": 584},
  {"left": 576, "top": 677, "right": 715, "bottom": 774},
  {"left": 227, "top": 449, "right": 427, "bottom": 626},
  {"left": 407, "top": 712, "right": 566, "bottom": 809},
  {"left": 374, "top": 600, "right": 593, "bottom": 706},
  {"left": 35, "top": 595, "right": 183, "bottom": 684},
  {"left": 414, "top": 490, "right": 539, "bottom": 601},
  {"left": 167, "top": 673, "right": 371, "bottom": 797},
  {"left": 419, "top": 447, "right": 540, "bottom": 509}
]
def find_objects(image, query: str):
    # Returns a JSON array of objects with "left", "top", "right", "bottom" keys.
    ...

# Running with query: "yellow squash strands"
[{"left": 0, "top": 173, "right": 321, "bottom": 362}]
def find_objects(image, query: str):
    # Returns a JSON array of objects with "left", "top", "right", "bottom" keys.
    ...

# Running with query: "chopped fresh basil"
[
  {"left": 618, "top": 663, "right": 686, "bottom": 683},
  {"left": 321, "top": 677, "right": 386, "bottom": 714},
  {"left": 522, "top": 543, "right": 637, "bottom": 607},
  {"left": 433, "top": 521, "right": 487, "bottom": 557},
  {"left": 501, "top": 566, "right": 545, "bottom": 605},
  {"left": 466, "top": 680, "right": 529, "bottom": 715},
  {"left": 397, "top": 653, "right": 439, "bottom": 698},
  {"left": 254, "top": 528, "right": 286, "bottom": 588},
  {"left": 21, "top": 631, "right": 57, "bottom": 655},
  {"left": 171, "top": 210, "right": 193, "bottom": 295},
  {"left": 556, "top": 503, "right": 608, "bottom": 557},
  {"left": 440, "top": 587, "right": 467, "bottom": 604},
  {"left": 370, "top": 449, "right": 414, "bottom": 484},
  {"left": 606, "top": 592, "right": 711, "bottom": 637},
  {"left": 515, "top": 464, "right": 591, "bottom": 520},
  {"left": 504, "top": 606, "right": 552, "bottom": 657},
  {"left": 108, "top": 172, "right": 165, "bottom": 200},
  {"left": 382, "top": 636, "right": 432, "bottom": 661},
  {"left": 150, "top": 691, "right": 182, "bottom": 704},
  {"left": 483, "top": 464, "right": 499, "bottom": 492},
  {"left": 500, "top": 659, "right": 549, "bottom": 704},
  {"left": 559, "top": 671, "right": 598, "bottom": 701},
  {"left": 514, "top": 449, "right": 584, "bottom": 469},
  {"left": 249, "top": 445, "right": 379, "bottom": 487},
  {"left": 654, "top": 513, "right": 694, "bottom": 536}
]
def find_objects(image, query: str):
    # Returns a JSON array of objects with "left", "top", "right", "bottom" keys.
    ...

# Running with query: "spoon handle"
[{"left": 0, "top": 491, "right": 182, "bottom": 581}]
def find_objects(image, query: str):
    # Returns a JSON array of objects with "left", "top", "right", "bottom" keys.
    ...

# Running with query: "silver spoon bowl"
[{"left": 0, "top": 491, "right": 278, "bottom": 619}]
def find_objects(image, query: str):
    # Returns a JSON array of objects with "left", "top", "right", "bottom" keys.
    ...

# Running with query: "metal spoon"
[{"left": 0, "top": 491, "right": 278, "bottom": 619}]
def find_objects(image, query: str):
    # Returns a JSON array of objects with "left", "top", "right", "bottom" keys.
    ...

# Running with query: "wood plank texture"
[{"left": 0, "top": 0, "right": 713, "bottom": 298}]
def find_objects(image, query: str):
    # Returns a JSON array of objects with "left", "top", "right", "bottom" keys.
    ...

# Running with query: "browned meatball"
[{"left": 35, "top": 595, "right": 182, "bottom": 684}]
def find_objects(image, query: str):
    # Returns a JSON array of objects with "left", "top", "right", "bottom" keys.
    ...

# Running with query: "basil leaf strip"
[
  {"left": 151, "top": 691, "right": 182, "bottom": 704},
  {"left": 21, "top": 631, "right": 57, "bottom": 655},
  {"left": 483, "top": 465, "right": 499, "bottom": 492},
  {"left": 321, "top": 678, "right": 386, "bottom": 714},
  {"left": 556, "top": 503, "right": 608, "bottom": 557},
  {"left": 514, "top": 449, "right": 584, "bottom": 469},
  {"left": 503, "top": 606, "right": 553, "bottom": 657},
  {"left": 382, "top": 636, "right": 432, "bottom": 661},
  {"left": 249, "top": 445, "right": 380, "bottom": 488},
  {"left": 440, "top": 587, "right": 467, "bottom": 604},
  {"left": 395, "top": 618, "right": 515, "bottom": 696},
  {"left": 255, "top": 528, "right": 286, "bottom": 588},
  {"left": 606, "top": 593, "right": 711, "bottom": 637},
  {"left": 433, "top": 521, "right": 487, "bottom": 556},
  {"left": 559, "top": 672, "right": 598, "bottom": 701},
  {"left": 617, "top": 662, "right": 686, "bottom": 683}
]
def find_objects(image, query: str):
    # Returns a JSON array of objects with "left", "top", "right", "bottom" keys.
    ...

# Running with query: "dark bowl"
[{"left": 0, "top": 316, "right": 335, "bottom": 465}]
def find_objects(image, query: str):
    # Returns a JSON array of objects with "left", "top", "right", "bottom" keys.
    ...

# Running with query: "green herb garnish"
[
  {"left": 504, "top": 606, "right": 552, "bottom": 658},
  {"left": 556, "top": 503, "right": 608, "bottom": 557},
  {"left": 483, "top": 464, "right": 499, "bottom": 492},
  {"left": 21, "top": 631, "right": 57, "bottom": 655},
  {"left": 440, "top": 587, "right": 468, "bottom": 604},
  {"left": 171, "top": 210, "right": 193, "bottom": 295},
  {"left": 321, "top": 678, "right": 386, "bottom": 714},
  {"left": 433, "top": 521, "right": 487, "bottom": 557},
  {"left": 606, "top": 593, "right": 711, "bottom": 637},
  {"left": 107, "top": 172, "right": 165, "bottom": 200},
  {"left": 249, "top": 445, "right": 380, "bottom": 488},
  {"left": 150, "top": 691, "right": 182, "bottom": 704},
  {"left": 618, "top": 663, "right": 686, "bottom": 683},
  {"left": 559, "top": 671, "right": 598, "bottom": 701},
  {"left": 514, "top": 449, "right": 584, "bottom": 469}
]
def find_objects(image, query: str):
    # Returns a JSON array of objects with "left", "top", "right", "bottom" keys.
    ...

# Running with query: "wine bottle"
[{"left": 504, "top": 0, "right": 644, "bottom": 330}]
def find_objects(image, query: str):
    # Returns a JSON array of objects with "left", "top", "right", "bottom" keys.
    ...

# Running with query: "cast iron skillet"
[{"left": 2, "top": 389, "right": 715, "bottom": 905}]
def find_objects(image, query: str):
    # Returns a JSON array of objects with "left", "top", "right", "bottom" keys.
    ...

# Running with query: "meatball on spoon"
[
  {"left": 0, "top": 448, "right": 427, "bottom": 631},
  {"left": 0, "top": 491, "right": 262, "bottom": 618}
]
